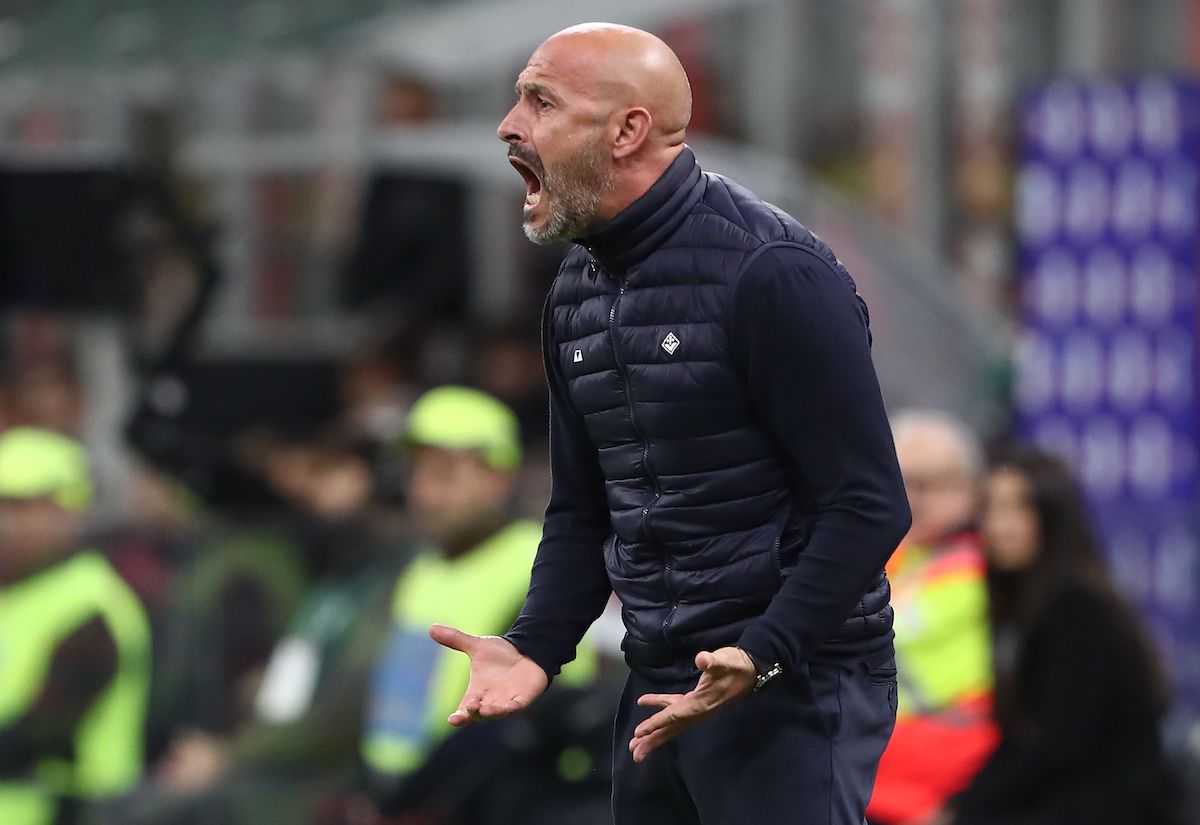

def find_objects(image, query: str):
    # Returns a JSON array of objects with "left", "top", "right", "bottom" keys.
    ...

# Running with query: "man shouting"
[{"left": 431, "top": 22, "right": 911, "bottom": 825}]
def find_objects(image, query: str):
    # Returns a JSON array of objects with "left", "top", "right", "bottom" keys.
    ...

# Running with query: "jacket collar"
[{"left": 576, "top": 145, "right": 705, "bottom": 274}]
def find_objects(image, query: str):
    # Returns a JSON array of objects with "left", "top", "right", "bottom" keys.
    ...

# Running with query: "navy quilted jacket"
[{"left": 506, "top": 147, "right": 911, "bottom": 680}]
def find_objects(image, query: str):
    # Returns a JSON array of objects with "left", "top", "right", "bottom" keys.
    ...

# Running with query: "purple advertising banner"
[{"left": 1015, "top": 77, "right": 1200, "bottom": 710}]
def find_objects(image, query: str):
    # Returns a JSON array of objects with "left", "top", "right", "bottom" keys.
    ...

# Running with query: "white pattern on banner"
[
  {"left": 1082, "top": 247, "right": 1125, "bottom": 326},
  {"left": 1030, "top": 248, "right": 1078, "bottom": 324},
  {"left": 1065, "top": 162, "right": 1110, "bottom": 240},
  {"left": 1011, "top": 76, "right": 1198, "bottom": 708}
]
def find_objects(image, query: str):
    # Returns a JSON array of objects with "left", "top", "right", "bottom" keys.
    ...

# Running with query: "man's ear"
[{"left": 612, "top": 108, "right": 652, "bottom": 159}]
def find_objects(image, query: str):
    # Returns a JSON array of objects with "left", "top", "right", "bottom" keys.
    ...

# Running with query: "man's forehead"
[
  {"left": 515, "top": 70, "right": 583, "bottom": 105},
  {"left": 517, "top": 41, "right": 601, "bottom": 92},
  {"left": 516, "top": 54, "right": 565, "bottom": 90}
]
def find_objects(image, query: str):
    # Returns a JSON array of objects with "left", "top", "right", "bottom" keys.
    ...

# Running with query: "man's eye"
[{"left": 537, "top": 97, "right": 551, "bottom": 110}]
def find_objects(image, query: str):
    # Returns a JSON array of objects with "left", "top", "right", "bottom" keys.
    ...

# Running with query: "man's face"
[
  {"left": 406, "top": 447, "right": 511, "bottom": 549},
  {"left": 497, "top": 42, "right": 617, "bottom": 245},
  {"left": 895, "top": 430, "right": 978, "bottom": 547}
]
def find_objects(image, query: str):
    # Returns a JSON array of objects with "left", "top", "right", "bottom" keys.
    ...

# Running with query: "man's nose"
[{"left": 497, "top": 105, "right": 523, "bottom": 143}]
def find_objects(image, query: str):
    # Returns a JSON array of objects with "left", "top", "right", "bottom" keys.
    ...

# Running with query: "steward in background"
[
  {"left": 0, "top": 427, "right": 151, "bottom": 825},
  {"left": 869, "top": 411, "right": 998, "bottom": 825},
  {"left": 363, "top": 386, "right": 603, "bottom": 825}
]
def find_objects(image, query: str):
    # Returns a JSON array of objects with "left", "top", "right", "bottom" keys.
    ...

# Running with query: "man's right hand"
[{"left": 428, "top": 624, "right": 549, "bottom": 727}]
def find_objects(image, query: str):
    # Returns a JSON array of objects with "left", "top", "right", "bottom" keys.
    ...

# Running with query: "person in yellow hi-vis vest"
[
  {"left": 0, "top": 427, "right": 151, "bottom": 825},
  {"left": 363, "top": 387, "right": 597, "bottom": 817},
  {"left": 868, "top": 412, "right": 998, "bottom": 825}
]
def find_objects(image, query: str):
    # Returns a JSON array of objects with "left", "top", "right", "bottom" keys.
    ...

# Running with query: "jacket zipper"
[{"left": 601, "top": 260, "right": 676, "bottom": 640}]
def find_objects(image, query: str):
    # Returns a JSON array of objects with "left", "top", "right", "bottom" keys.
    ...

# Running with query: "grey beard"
[{"left": 523, "top": 153, "right": 615, "bottom": 245}]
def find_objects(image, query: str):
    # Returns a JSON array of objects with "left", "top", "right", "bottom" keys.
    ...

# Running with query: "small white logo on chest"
[
  {"left": 573, "top": 349, "right": 584, "bottom": 363},
  {"left": 661, "top": 332, "right": 681, "bottom": 355}
]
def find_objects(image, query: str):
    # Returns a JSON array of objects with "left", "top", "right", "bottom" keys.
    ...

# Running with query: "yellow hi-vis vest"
[
  {"left": 889, "top": 539, "right": 992, "bottom": 717},
  {"left": 0, "top": 552, "right": 151, "bottom": 825},
  {"left": 363, "top": 520, "right": 597, "bottom": 776}
]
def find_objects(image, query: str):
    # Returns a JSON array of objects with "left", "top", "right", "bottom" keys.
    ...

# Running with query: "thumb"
[
  {"left": 429, "top": 624, "right": 479, "bottom": 655},
  {"left": 695, "top": 650, "right": 717, "bottom": 672}
]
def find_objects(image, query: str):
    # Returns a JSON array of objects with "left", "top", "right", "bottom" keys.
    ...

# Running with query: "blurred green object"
[
  {"left": 556, "top": 745, "right": 594, "bottom": 784},
  {"left": 0, "top": 552, "right": 151, "bottom": 825},
  {"left": 0, "top": 426, "right": 92, "bottom": 511},
  {"left": 402, "top": 385, "right": 522, "bottom": 472}
]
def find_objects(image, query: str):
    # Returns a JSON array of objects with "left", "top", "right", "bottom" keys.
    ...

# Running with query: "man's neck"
[
  {"left": 594, "top": 144, "right": 685, "bottom": 224},
  {"left": 576, "top": 144, "right": 701, "bottom": 273}
]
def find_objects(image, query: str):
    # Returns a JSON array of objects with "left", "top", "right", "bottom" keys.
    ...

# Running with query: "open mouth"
[{"left": 508, "top": 155, "right": 543, "bottom": 209}]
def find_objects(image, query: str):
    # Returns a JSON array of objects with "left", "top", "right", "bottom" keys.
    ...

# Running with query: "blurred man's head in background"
[
  {"left": 10, "top": 360, "right": 84, "bottom": 436},
  {"left": 892, "top": 410, "right": 983, "bottom": 547},
  {"left": 401, "top": 387, "right": 521, "bottom": 556},
  {"left": 262, "top": 441, "right": 374, "bottom": 522},
  {"left": 0, "top": 427, "right": 92, "bottom": 582},
  {"left": 375, "top": 71, "right": 437, "bottom": 128}
]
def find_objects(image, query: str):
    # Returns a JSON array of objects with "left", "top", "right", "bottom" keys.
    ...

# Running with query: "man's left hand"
[{"left": 629, "top": 646, "right": 757, "bottom": 763}]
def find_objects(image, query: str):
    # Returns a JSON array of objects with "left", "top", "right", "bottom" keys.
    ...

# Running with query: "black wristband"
[{"left": 742, "top": 649, "right": 783, "bottom": 692}]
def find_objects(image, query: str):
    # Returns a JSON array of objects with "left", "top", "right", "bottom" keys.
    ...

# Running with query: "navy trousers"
[{"left": 612, "top": 651, "right": 898, "bottom": 825}]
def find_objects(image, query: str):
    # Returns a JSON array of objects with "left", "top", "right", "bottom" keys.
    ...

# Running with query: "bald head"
[
  {"left": 497, "top": 23, "right": 693, "bottom": 243},
  {"left": 535, "top": 23, "right": 692, "bottom": 143}
]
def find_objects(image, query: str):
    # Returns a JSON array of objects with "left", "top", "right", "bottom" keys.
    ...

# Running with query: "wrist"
[
  {"left": 739, "top": 648, "right": 784, "bottom": 692},
  {"left": 501, "top": 632, "right": 559, "bottom": 681}
]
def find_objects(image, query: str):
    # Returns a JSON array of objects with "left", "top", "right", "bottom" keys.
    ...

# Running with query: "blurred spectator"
[
  {"left": 148, "top": 508, "right": 310, "bottom": 743},
  {"left": 340, "top": 174, "right": 469, "bottom": 322},
  {"left": 7, "top": 358, "right": 84, "bottom": 437},
  {"left": 870, "top": 411, "right": 998, "bottom": 824},
  {"left": 362, "top": 386, "right": 599, "bottom": 823},
  {"left": 116, "top": 438, "right": 406, "bottom": 825},
  {"left": 103, "top": 462, "right": 198, "bottom": 700},
  {"left": 335, "top": 326, "right": 423, "bottom": 451},
  {"left": 342, "top": 71, "right": 469, "bottom": 323},
  {"left": 375, "top": 72, "right": 438, "bottom": 128},
  {"left": 0, "top": 427, "right": 152, "bottom": 825},
  {"left": 471, "top": 325, "right": 549, "bottom": 451},
  {"left": 941, "top": 448, "right": 1183, "bottom": 825}
]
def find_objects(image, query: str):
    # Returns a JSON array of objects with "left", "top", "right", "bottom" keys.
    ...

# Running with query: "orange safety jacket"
[{"left": 868, "top": 533, "right": 999, "bottom": 825}]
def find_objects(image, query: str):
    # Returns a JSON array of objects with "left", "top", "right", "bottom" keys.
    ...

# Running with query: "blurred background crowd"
[{"left": 0, "top": 0, "right": 1198, "bottom": 823}]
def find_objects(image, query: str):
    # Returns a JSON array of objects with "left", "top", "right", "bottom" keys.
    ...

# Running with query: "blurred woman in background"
[{"left": 944, "top": 448, "right": 1182, "bottom": 825}]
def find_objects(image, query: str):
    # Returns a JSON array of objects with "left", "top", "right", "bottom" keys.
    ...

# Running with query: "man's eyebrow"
[{"left": 516, "top": 80, "right": 555, "bottom": 99}]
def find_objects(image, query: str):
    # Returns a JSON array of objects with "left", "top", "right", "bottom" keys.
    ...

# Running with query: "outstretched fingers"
[
  {"left": 479, "top": 698, "right": 519, "bottom": 717},
  {"left": 629, "top": 700, "right": 703, "bottom": 763},
  {"left": 634, "top": 698, "right": 694, "bottom": 739},
  {"left": 447, "top": 689, "right": 485, "bottom": 726},
  {"left": 430, "top": 627, "right": 548, "bottom": 727},
  {"left": 627, "top": 648, "right": 755, "bottom": 763},
  {"left": 429, "top": 623, "right": 479, "bottom": 654},
  {"left": 448, "top": 687, "right": 536, "bottom": 726},
  {"left": 635, "top": 692, "right": 683, "bottom": 709},
  {"left": 630, "top": 726, "right": 675, "bottom": 763}
]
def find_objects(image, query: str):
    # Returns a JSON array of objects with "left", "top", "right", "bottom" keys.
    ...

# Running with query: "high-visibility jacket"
[
  {"left": 362, "top": 520, "right": 596, "bottom": 777},
  {"left": 869, "top": 534, "right": 999, "bottom": 825},
  {"left": 0, "top": 552, "right": 151, "bottom": 825}
]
